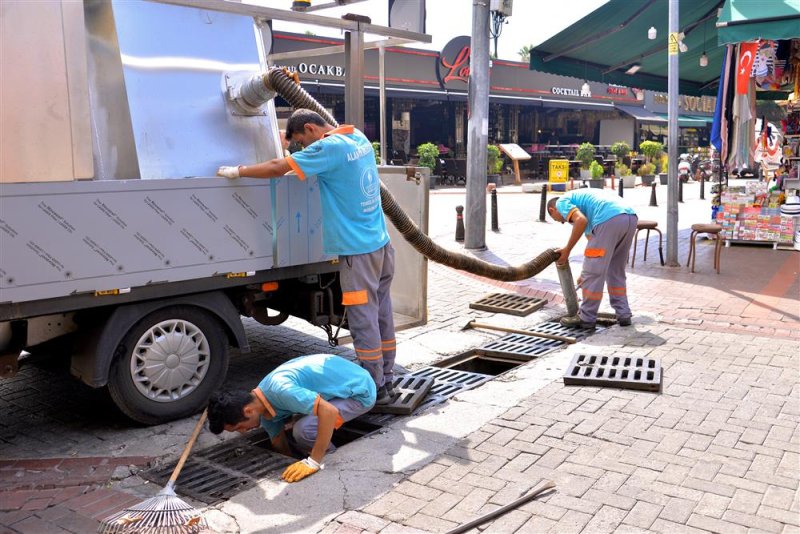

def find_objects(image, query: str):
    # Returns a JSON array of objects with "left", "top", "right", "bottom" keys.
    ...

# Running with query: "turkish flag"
[{"left": 736, "top": 41, "right": 758, "bottom": 94}]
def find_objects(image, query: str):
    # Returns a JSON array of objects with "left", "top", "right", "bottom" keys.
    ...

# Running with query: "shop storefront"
[{"left": 270, "top": 32, "right": 646, "bottom": 162}]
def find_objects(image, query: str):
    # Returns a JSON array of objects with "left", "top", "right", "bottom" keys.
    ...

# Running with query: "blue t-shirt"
[
  {"left": 555, "top": 189, "right": 636, "bottom": 236},
  {"left": 286, "top": 126, "right": 390, "bottom": 256},
  {"left": 255, "top": 354, "right": 376, "bottom": 439}
]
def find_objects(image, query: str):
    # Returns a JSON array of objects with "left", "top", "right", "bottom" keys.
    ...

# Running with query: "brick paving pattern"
[{"left": 331, "top": 323, "right": 799, "bottom": 533}]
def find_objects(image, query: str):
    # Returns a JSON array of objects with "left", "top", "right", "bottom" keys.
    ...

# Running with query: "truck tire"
[{"left": 107, "top": 306, "right": 229, "bottom": 425}]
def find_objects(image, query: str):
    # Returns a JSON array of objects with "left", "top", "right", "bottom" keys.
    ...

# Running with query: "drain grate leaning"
[
  {"left": 370, "top": 375, "right": 434, "bottom": 415},
  {"left": 481, "top": 333, "right": 564, "bottom": 358},
  {"left": 141, "top": 433, "right": 292, "bottom": 505},
  {"left": 563, "top": 354, "right": 662, "bottom": 392},
  {"left": 470, "top": 293, "right": 547, "bottom": 316}
]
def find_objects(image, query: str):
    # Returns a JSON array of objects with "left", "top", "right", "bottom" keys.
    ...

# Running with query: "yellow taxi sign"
[{"left": 549, "top": 159, "right": 569, "bottom": 183}]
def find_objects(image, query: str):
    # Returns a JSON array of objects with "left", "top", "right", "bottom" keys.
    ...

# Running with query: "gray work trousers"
[
  {"left": 339, "top": 243, "right": 396, "bottom": 388},
  {"left": 579, "top": 214, "right": 638, "bottom": 324},
  {"left": 292, "top": 397, "right": 372, "bottom": 454}
]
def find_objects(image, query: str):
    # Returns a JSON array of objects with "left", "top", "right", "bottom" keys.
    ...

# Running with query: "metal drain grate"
[
  {"left": 563, "top": 354, "right": 662, "bottom": 392},
  {"left": 469, "top": 293, "right": 547, "bottom": 316},
  {"left": 370, "top": 375, "right": 434, "bottom": 415},
  {"left": 540, "top": 321, "right": 599, "bottom": 340},
  {"left": 409, "top": 366, "right": 495, "bottom": 412},
  {"left": 481, "top": 334, "right": 564, "bottom": 358},
  {"left": 141, "top": 433, "right": 292, "bottom": 505}
]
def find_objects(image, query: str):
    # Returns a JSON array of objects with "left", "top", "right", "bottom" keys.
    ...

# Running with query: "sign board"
[
  {"left": 549, "top": 159, "right": 569, "bottom": 183},
  {"left": 499, "top": 144, "right": 531, "bottom": 161}
]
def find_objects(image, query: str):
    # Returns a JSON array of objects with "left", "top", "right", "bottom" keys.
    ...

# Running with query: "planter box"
[
  {"left": 621, "top": 175, "right": 636, "bottom": 188},
  {"left": 587, "top": 179, "right": 604, "bottom": 189},
  {"left": 487, "top": 174, "right": 500, "bottom": 186},
  {"left": 659, "top": 173, "right": 668, "bottom": 185},
  {"left": 641, "top": 174, "right": 656, "bottom": 186}
]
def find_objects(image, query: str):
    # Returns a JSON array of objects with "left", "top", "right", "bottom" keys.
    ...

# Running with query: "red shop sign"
[{"left": 437, "top": 36, "right": 471, "bottom": 89}]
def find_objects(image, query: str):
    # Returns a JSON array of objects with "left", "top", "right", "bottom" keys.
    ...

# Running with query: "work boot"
[
  {"left": 617, "top": 316, "right": 632, "bottom": 326},
  {"left": 375, "top": 384, "right": 394, "bottom": 405},
  {"left": 559, "top": 315, "right": 596, "bottom": 330}
]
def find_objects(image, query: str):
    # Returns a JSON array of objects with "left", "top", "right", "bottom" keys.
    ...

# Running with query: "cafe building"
[{"left": 271, "top": 32, "right": 714, "bottom": 165}]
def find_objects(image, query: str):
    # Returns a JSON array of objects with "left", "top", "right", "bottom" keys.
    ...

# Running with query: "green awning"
[
  {"left": 717, "top": 0, "right": 800, "bottom": 45},
  {"left": 529, "top": 0, "right": 730, "bottom": 96},
  {"left": 655, "top": 113, "right": 712, "bottom": 127}
]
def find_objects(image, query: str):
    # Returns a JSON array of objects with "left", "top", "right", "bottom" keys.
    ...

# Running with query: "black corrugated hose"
[{"left": 266, "top": 68, "right": 561, "bottom": 282}]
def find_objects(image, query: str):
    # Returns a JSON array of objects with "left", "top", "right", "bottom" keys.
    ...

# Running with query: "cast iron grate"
[
  {"left": 540, "top": 321, "right": 600, "bottom": 340},
  {"left": 563, "top": 354, "right": 662, "bottom": 392},
  {"left": 370, "top": 375, "right": 435, "bottom": 415},
  {"left": 141, "top": 433, "right": 292, "bottom": 505},
  {"left": 480, "top": 334, "right": 565, "bottom": 358},
  {"left": 470, "top": 293, "right": 547, "bottom": 316},
  {"left": 409, "top": 366, "right": 495, "bottom": 412}
]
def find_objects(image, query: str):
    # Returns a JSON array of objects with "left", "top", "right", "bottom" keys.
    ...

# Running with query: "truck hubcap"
[{"left": 131, "top": 319, "right": 210, "bottom": 402}]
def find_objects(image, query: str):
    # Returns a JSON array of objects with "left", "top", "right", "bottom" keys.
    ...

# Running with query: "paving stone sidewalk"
[{"left": 327, "top": 322, "right": 800, "bottom": 534}]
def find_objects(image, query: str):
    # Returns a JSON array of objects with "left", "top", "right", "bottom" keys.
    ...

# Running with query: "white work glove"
[{"left": 217, "top": 166, "right": 240, "bottom": 179}]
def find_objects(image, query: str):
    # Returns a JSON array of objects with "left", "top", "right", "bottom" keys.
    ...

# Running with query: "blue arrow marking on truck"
[{"left": 296, "top": 212, "right": 301, "bottom": 233}]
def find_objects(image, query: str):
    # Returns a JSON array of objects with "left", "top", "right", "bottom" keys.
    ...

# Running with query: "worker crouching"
[{"left": 207, "top": 354, "right": 376, "bottom": 483}]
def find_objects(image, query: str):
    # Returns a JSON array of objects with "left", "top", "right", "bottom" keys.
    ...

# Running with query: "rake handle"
[
  {"left": 469, "top": 322, "right": 577, "bottom": 344},
  {"left": 169, "top": 409, "right": 208, "bottom": 485}
]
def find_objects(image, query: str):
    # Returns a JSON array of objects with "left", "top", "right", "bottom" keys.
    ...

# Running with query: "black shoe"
[
  {"left": 375, "top": 385, "right": 393, "bottom": 405},
  {"left": 618, "top": 316, "right": 632, "bottom": 326},
  {"left": 559, "top": 315, "right": 596, "bottom": 329}
]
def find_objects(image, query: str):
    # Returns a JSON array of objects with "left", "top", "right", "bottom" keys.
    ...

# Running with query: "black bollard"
[
  {"left": 455, "top": 205, "right": 465, "bottom": 242},
  {"left": 700, "top": 174, "right": 705, "bottom": 200},
  {"left": 491, "top": 189, "right": 499, "bottom": 232},
  {"left": 538, "top": 185, "right": 547, "bottom": 222},
  {"left": 679, "top": 178, "right": 684, "bottom": 203},
  {"left": 649, "top": 181, "right": 658, "bottom": 207},
  {"left": 618, "top": 176, "right": 624, "bottom": 197}
]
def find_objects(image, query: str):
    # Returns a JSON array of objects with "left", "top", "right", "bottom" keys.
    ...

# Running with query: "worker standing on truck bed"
[
  {"left": 207, "top": 354, "right": 376, "bottom": 483},
  {"left": 217, "top": 109, "right": 397, "bottom": 405},
  {"left": 547, "top": 189, "right": 638, "bottom": 329}
]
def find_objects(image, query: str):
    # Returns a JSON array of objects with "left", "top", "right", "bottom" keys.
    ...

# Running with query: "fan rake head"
[{"left": 98, "top": 485, "right": 207, "bottom": 534}]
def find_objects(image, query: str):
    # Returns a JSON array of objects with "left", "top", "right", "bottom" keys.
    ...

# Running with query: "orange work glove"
[{"left": 282, "top": 457, "right": 322, "bottom": 483}]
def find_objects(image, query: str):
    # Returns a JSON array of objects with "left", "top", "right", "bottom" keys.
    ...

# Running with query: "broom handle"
[{"left": 169, "top": 409, "right": 208, "bottom": 485}]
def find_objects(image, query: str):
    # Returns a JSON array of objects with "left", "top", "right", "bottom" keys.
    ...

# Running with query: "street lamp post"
[
  {"left": 666, "top": 0, "right": 680, "bottom": 266},
  {"left": 465, "top": 0, "right": 490, "bottom": 249}
]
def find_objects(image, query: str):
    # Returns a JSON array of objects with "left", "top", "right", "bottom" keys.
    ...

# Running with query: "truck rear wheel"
[{"left": 108, "top": 306, "right": 229, "bottom": 424}]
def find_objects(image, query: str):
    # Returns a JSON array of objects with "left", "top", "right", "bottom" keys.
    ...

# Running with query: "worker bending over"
[
  {"left": 218, "top": 109, "right": 397, "bottom": 405},
  {"left": 547, "top": 188, "right": 638, "bottom": 329},
  {"left": 207, "top": 354, "right": 376, "bottom": 483}
]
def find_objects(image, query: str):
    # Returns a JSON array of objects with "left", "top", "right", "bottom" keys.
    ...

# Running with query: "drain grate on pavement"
[
  {"left": 469, "top": 293, "right": 547, "bottom": 316},
  {"left": 141, "top": 433, "right": 292, "bottom": 505},
  {"left": 409, "top": 366, "right": 495, "bottom": 412},
  {"left": 370, "top": 375, "right": 435, "bottom": 415},
  {"left": 563, "top": 354, "right": 662, "bottom": 392},
  {"left": 540, "top": 321, "right": 600, "bottom": 340},
  {"left": 481, "top": 333, "right": 565, "bottom": 359}
]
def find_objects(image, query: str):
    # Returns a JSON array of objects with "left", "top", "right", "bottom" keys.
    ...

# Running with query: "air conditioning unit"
[{"left": 489, "top": 0, "right": 512, "bottom": 16}]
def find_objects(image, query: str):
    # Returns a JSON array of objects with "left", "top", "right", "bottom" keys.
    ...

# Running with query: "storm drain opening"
[
  {"left": 435, "top": 351, "right": 525, "bottom": 375},
  {"left": 470, "top": 293, "right": 547, "bottom": 316},
  {"left": 331, "top": 418, "right": 384, "bottom": 447}
]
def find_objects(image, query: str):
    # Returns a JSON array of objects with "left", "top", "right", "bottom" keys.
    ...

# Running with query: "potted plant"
[
  {"left": 587, "top": 160, "right": 605, "bottom": 189},
  {"left": 487, "top": 145, "right": 503, "bottom": 185},
  {"left": 610, "top": 141, "right": 631, "bottom": 165},
  {"left": 658, "top": 154, "right": 669, "bottom": 185},
  {"left": 417, "top": 142, "right": 439, "bottom": 185},
  {"left": 637, "top": 162, "right": 656, "bottom": 187},
  {"left": 616, "top": 163, "right": 636, "bottom": 188},
  {"left": 371, "top": 141, "right": 382, "bottom": 165},
  {"left": 576, "top": 142, "right": 596, "bottom": 179}
]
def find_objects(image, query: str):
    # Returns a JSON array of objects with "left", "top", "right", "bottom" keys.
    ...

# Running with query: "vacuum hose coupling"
[{"left": 557, "top": 262, "right": 579, "bottom": 316}]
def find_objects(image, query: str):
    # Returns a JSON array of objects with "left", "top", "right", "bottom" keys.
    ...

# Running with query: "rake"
[{"left": 98, "top": 410, "right": 209, "bottom": 534}]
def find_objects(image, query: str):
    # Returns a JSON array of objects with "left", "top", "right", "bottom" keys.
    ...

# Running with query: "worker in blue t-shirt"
[
  {"left": 217, "top": 109, "right": 397, "bottom": 405},
  {"left": 207, "top": 354, "right": 376, "bottom": 483},
  {"left": 547, "top": 188, "right": 638, "bottom": 329}
]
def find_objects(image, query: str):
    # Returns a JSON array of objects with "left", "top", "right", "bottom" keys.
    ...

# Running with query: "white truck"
[{"left": 0, "top": 0, "right": 429, "bottom": 424}]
